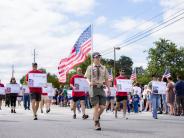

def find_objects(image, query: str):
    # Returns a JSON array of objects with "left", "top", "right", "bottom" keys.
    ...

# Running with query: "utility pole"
[
  {"left": 33, "top": 49, "right": 36, "bottom": 63},
  {"left": 12, "top": 64, "right": 15, "bottom": 78},
  {"left": 113, "top": 47, "right": 121, "bottom": 78}
]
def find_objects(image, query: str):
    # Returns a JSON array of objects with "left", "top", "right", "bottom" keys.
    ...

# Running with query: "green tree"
[
  {"left": 101, "top": 56, "right": 133, "bottom": 77},
  {"left": 147, "top": 38, "right": 184, "bottom": 79},
  {"left": 117, "top": 56, "right": 133, "bottom": 76}
]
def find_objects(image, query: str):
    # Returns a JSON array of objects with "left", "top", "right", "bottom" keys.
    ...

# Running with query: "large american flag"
[
  {"left": 162, "top": 69, "right": 171, "bottom": 78},
  {"left": 130, "top": 68, "right": 137, "bottom": 81},
  {"left": 58, "top": 25, "right": 92, "bottom": 83}
]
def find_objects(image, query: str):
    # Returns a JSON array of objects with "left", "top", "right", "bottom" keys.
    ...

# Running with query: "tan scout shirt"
[{"left": 85, "top": 64, "right": 109, "bottom": 85}]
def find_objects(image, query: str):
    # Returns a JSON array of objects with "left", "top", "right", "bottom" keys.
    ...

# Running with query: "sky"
[{"left": 0, "top": 0, "right": 184, "bottom": 83}]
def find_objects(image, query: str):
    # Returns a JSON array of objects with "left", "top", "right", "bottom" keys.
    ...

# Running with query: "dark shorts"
[
  {"left": 0, "top": 95, "right": 5, "bottom": 100},
  {"left": 106, "top": 96, "right": 115, "bottom": 101},
  {"left": 91, "top": 95, "right": 106, "bottom": 106},
  {"left": 31, "top": 93, "right": 41, "bottom": 102},
  {"left": 116, "top": 96, "right": 128, "bottom": 102},
  {"left": 73, "top": 96, "right": 85, "bottom": 102}
]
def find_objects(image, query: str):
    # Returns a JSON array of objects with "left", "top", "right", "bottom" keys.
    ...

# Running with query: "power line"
[
  {"left": 100, "top": 1, "right": 184, "bottom": 53},
  {"left": 102, "top": 15, "right": 184, "bottom": 56},
  {"left": 101, "top": 9, "right": 184, "bottom": 55}
]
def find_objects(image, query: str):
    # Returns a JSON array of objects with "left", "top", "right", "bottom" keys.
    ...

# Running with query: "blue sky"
[{"left": 0, "top": 0, "right": 184, "bottom": 83}]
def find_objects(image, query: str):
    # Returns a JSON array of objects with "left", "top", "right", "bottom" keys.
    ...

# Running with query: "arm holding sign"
[{"left": 70, "top": 76, "right": 76, "bottom": 90}]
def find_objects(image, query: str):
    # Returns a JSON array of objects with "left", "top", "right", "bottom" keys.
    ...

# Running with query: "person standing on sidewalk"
[
  {"left": 175, "top": 75, "right": 184, "bottom": 116},
  {"left": 85, "top": 52, "right": 110, "bottom": 131},
  {"left": 0, "top": 80, "right": 5, "bottom": 110},
  {"left": 148, "top": 75, "right": 160, "bottom": 119}
]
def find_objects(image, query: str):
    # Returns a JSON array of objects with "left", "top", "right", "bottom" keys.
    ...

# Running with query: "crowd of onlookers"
[
  {"left": 0, "top": 75, "right": 183, "bottom": 117},
  {"left": 49, "top": 75, "right": 184, "bottom": 116}
]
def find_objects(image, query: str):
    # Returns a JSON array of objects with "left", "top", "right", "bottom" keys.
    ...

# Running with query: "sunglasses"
[{"left": 93, "top": 56, "right": 101, "bottom": 59}]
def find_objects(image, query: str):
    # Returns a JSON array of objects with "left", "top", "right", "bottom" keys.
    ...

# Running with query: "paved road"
[{"left": 0, "top": 105, "right": 184, "bottom": 138}]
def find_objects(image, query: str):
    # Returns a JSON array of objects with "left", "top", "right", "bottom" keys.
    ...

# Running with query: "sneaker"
[
  {"left": 73, "top": 114, "right": 76, "bottom": 119},
  {"left": 41, "top": 109, "right": 43, "bottom": 113},
  {"left": 82, "top": 114, "right": 89, "bottom": 120},
  {"left": 157, "top": 111, "right": 162, "bottom": 114},
  {"left": 34, "top": 115, "right": 38, "bottom": 120},
  {"left": 13, "top": 110, "right": 16, "bottom": 113},
  {"left": 11, "top": 109, "right": 13, "bottom": 113},
  {"left": 94, "top": 121, "right": 101, "bottom": 131}
]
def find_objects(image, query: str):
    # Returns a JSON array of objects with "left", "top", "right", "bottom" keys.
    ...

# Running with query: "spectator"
[
  {"left": 175, "top": 75, "right": 184, "bottom": 116},
  {"left": 166, "top": 77, "right": 175, "bottom": 115}
]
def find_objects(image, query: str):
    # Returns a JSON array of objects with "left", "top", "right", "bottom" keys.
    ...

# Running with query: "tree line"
[{"left": 20, "top": 38, "right": 184, "bottom": 88}]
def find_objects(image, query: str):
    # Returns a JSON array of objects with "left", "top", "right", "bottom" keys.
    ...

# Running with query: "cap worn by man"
[{"left": 92, "top": 52, "right": 101, "bottom": 58}]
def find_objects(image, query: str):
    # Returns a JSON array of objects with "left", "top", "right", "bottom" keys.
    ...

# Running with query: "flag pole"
[{"left": 91, "top": 24, "right": 94, "bottom": 96}]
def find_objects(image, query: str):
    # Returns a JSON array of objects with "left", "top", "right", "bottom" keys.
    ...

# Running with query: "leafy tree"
[{"left": 147, "top": 38, "right": 184, "bottom": 79}]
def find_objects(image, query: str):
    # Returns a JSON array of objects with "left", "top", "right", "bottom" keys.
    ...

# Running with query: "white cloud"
[
  {"left": 152, "top": 0, "right": 184, "bottom": 46},
  {"left": 112, "top": 17, "right": 157, "bottom": 33},
  {"left": 95, "top": 16, "right": 107, "bottom": 26},
  {"left": 50, "top": 0, "right": 95, "bottom": 15},
  {"left": 113, "top": 18, "right": 137, "bottom": 32},
  {"left": 0, "top": 0, "right": 95, "bottom": 83}
]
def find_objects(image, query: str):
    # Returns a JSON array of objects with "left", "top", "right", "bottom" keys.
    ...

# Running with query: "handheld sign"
[
  {"left": 110, "top": 87, "right": 116, "bottom": 97},
  {"left": 152, "top": 81, "right": 166, "bottom": 94},
  {"left": 74, "top": 78, "right": 89, "bottom": 92},
  {"left": 67, "top": 90, "right": 72, "bottom": 100},
  {"left": 0, "top": 87, "right": 5, "bottom": 95},
  {"left": 116, "top": 79, "right": 133, "bottom": 92},
  {"left": 21, "top": 85, "right": 30, "bottom": 94},
  {"left": 28, "top": 73, "right": 47, "bottom": 87},
  {"left": 6, "top": 84, "right": 20, "bottom": 94},
  {"left": 42, "top": 83, "right": 54, "bottom": 96}
]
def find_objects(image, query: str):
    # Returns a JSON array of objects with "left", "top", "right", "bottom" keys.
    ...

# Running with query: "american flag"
[
  {"left": 162, "top": 69, "right": 171, "bottom": 78},
  {"left": 107, "top": 68, "right": 113, "bottom": 81},
  {"left": 130, "top": 68, "right": 137, "bottom": 81},
  {"left": 58, "top": 25, "right": 92, "bottom": 83}
]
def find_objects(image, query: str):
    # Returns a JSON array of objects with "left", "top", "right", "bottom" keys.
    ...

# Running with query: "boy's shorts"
[{"left": 90, "top": 95, "right": 106, "bottom": 106}]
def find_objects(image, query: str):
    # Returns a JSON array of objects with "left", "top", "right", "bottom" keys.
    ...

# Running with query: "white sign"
[
  {"left": 67, "top": 90, "right": 72, "bottom": 98},
  {"left": 110, "top": 87, "right": 116, "bottom": 96},
  {"left": 152, "top": 81, "right": 167, "bottom": 94},
  {"left": 0, "top": 87, "right": 5, "bottom": 95},
  {"left": 42, "top": 83, "right": 54, "bottom": 96},
  {"left": 74, "top": 78, "right": 90, "bottom": 92},
  {"left": 28, "top": 73, "right": 47, "bottom": 87},
  {"left": 116, "top": 79, "right": 133, "bottom": 92},
  {"left": 21, "top": 85, "right": 30, "bottom": 94},
  {"left": 6, "top": 84, "right": 20, "bottom": 94}
]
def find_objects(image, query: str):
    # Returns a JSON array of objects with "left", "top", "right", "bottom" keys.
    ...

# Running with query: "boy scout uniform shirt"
[{"left": 85, "top": 64, "right": 109, "bottom": 97}]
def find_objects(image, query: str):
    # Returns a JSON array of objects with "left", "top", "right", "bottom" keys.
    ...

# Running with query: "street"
[{"left": 0, "top": 105, "right": 183, "bottom": 138}]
